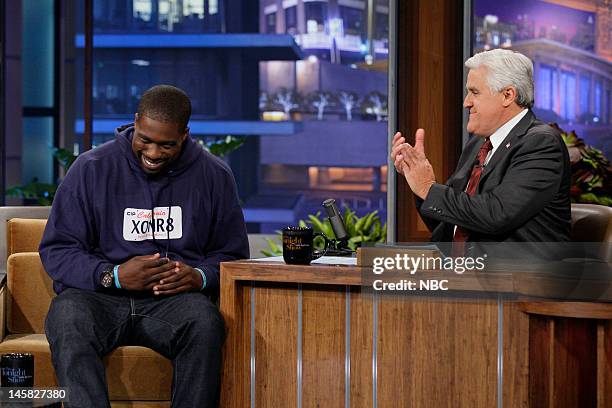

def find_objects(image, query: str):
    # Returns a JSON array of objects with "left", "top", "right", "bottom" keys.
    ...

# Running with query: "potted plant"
[
  {"left": 552, "top": 123, "right": 611, "bottom": 206},
  {"left": 262, "top": 207, "right": 387, "bottom": 257}
]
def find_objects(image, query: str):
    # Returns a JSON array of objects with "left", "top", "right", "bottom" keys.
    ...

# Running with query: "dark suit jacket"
[{"left": 416, "top": 110, "right": 571, "bottom": 243}]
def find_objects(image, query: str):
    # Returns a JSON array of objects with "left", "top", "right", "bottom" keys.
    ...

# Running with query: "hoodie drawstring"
[{"left": 146, "top": 174, "right": 173, "bottom": 259}]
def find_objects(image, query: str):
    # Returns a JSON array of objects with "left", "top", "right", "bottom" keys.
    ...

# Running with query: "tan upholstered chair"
[{"left": 0, "top": 218, "right": 172, "bottom": 407}]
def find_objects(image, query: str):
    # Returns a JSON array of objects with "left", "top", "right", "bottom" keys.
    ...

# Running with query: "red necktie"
[{"left": 453, "top": 138, "right": 493, "bottom": 248}]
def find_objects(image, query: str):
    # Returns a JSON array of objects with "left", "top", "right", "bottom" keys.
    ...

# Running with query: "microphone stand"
[
  {"left": 322, "top": 199, "right": 355, "bottom": 257},
  {"left": 326, "top": 243, "right": 354, "bottom": 257}
]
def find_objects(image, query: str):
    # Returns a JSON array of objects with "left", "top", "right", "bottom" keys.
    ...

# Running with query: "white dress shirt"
[
  {"left": 452, "top": 108, "right": 529, "bottom": 237},
  {"left": 483, "top": 108, "right": 528, "bottom": 165}
]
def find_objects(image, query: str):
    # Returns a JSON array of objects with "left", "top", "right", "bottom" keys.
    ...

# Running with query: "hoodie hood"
[{"left": 116, "top": 123, "right": 202, "bottom": 177}]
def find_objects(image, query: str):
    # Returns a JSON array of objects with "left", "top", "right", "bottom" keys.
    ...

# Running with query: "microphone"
[{"left": 322, "top": 198, "right": 348, "bottom": 243}]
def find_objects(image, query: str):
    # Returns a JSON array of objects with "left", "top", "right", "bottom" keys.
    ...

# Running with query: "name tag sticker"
[{"left": 123, "top": 207, "right": 183, "bottom": 241}]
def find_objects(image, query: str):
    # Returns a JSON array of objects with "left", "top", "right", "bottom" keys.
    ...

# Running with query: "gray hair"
[{"left": 465, "top": 49, "right": 534, "bottom": 109}]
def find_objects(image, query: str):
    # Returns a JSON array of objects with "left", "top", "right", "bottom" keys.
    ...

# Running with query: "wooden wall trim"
[{"left": 395, "top": 0, "right": 464, "bottom": 241}]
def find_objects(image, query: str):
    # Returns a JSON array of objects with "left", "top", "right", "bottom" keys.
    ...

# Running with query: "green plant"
[
  {"left": 260, "top": 238, "right": 282, "bottom": 258},
  {"left": 6, "top": 148, "right": 77, "bottom": 205},
  {"left": 552, "top": 123, "right": 612, "bottom": 206},
  {"left": 199, "top": 136, "right": 245, "bottom": 158},
  {"left": 5, "top": 179, "right": 58, "bottom": 206},
  {"left": 261, "top": 207, "right": 387, "bottom": 257},
  {"left": 52, "top": 146, "right": 78, "bottom": 170}
]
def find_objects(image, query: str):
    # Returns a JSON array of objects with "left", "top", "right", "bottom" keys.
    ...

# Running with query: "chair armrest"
[
  {"left": 7, "top": 253, "right": 54, "bottom": 335},
  {"left": 0, "top": 278, "right": 7, "bottom": 341}
]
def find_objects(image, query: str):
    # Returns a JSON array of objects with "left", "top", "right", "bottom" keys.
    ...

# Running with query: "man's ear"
[
  {"left": 501, "top": 86, "right": 517, "bottom": 107},
  {"left": 134, "top": 113, "right": 139, "bottom": 123},
  {"left": 182, "top": 127, "right": 190, "bottom": 141}
]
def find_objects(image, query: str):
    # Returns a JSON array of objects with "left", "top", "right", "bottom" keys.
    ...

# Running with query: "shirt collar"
[{"left": 488, "top": 108, "right": 529, "bottom": 151}]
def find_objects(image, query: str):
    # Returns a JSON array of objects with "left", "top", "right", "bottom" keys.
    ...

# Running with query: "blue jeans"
[{"left": 45, "top": 289, "right": 224, "bottom": 408}]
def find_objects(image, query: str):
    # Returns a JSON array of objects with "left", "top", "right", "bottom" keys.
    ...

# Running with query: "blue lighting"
[
  {"left": 75, "top": 119, "right": 303, "bottom": 136},
  {"left": 74, "top": 33, "right": 303, "bottom": 60},
  {"left": 76, "top": 33, "right": 299, "bottom": 49}
]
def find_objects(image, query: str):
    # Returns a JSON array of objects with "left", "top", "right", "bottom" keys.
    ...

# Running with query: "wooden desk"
[{"left": 220, "top": 260, "right": 612, "bottom": 407}]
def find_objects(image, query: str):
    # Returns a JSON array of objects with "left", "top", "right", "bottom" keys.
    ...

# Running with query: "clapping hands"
[{"left": 390, "top": 129, "right": 436, "bottom": 199}]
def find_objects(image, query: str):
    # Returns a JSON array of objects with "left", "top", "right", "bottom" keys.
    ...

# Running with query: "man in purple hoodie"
[{"left": 39, "top": 85, "right": 249, "bottom": 407}]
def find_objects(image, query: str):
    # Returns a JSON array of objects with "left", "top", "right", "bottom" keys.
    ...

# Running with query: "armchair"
[{"left": 0, "top": 217, "right": 172, "bottom": 407}]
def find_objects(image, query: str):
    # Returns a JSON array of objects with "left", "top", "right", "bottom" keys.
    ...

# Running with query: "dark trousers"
[{"left": 44, "top": 288, "right": 224, "bottom": 408}]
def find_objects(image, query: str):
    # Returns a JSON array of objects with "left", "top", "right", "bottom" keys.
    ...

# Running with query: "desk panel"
[
  {"left": 377, "top": 297, "right": 498, "bottom": 407},
  {"left": 254, "top": 285, "right": 298, "bottom": 408},
  {"left": 221, "top": 260, "right": 612, "bottom": 408},
  {"left": 350, "top": 289, "right": 374, "bottom": 407},
  {"left": 302, "top": 286, "right": 345, "bottom": 407}
]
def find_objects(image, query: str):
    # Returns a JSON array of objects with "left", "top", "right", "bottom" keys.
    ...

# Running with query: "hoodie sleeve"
[
  {"left": 39, "top": 162, "right": 111, "bottom": 292},
  {"left": 196, "top": 167, "right": 249, "bottom": 294}
]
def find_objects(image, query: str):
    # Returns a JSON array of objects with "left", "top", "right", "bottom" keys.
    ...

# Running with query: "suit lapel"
[{"left": 480, "top": 110, "right": 535, "bottom": 181}]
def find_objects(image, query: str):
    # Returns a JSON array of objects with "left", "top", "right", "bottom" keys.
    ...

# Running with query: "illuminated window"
[
  {"left": 537, "top": 65, "right": 553, "bottom": 111},
  {"left": 304, "top": 2, "right": 327, "bottom": 33},
  {"left": 265, "top": 12, "right": 276, "bottom": 34},
  {"left": 579, "top": 75, "right": 590, "bottom": 115},
  {"left": 340, "top": 6, "right": 363, "bottom": 37},
  {"left": 209, "top": 0, "right": 218, "bottom": 15},
  {"left": 560, "top": 71, "right": 576, "bottom": 121},
  {"left": 183, "top": 0, "right": 204, "bottom": 17},
  {"left": 133, "top": 0, "right": 152, "bottom": 22},
  {"left": 285, "top": 6, "right": 297, "bottom": 34},
  {"left": 594, "top": 81, "right": 602, "bottom": 118},
  {"left": 607, "top": 90, "right": 611, "bottom": 124}
]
